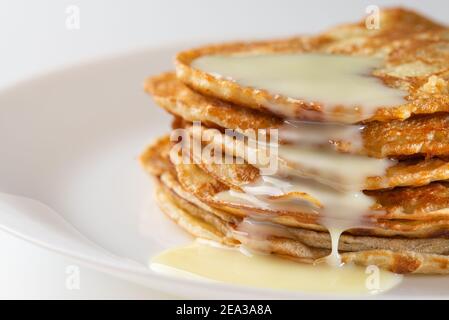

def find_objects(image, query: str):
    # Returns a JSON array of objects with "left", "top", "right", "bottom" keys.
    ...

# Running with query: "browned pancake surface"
[
  {"left": 175, "top": 8, "right": 449, "bottom": 123},
  {"left": 146, "top": 72, "right": 449, "bottom": 159}
]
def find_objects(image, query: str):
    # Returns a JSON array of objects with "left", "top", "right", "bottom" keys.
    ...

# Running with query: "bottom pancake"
[
  {"left": 142, "top": 135, "right": 449, "bottom": 274},
  {"left": 155, "top": 176, "right": 449, "bottom": 274}
]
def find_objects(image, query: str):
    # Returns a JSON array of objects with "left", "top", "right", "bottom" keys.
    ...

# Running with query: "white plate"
[{"left": 0, "top": 45, "right": 447, "bottom": 299}]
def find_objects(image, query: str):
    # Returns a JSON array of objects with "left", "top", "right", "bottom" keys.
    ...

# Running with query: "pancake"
[
  {"left": 141, "top": 137, "right": 449, "bottom": 238},
  {"left": 146, "top": 72, "right": 449, "bottom": 159},
  {"left": 175, "top": 8, "right": 449, "bottom": 124},
  {"left": 154, "top": 171, "right": 449, "bottom": 274},
  {"left": 173, "top": 159, "right": 449, "bottom": 224},
  {"left": 179, "top": 124, "right": 449, "bottom": 191}
]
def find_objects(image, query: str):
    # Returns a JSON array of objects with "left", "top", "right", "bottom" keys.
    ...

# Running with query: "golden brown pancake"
[
  {"left": 173, "top": 159, "right": 449, "bottom": 224},
  {"left": 146, "top": 72, "right": 449, "bottom": 159},
  {"left": 177, "top": 124, "right": 449, "bottom": 191},
  {"left": 154, "top": 169, "right": 449, "bottom": 274},
  {"left": 141, "top": 137, "right": 449, "bottom": 238},
  {"left": 175, "top": 8, "right": 449, "bottom": 123}
]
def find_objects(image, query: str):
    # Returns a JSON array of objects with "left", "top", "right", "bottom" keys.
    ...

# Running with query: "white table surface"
[{"left": 0, "top": 0, "right": 446, "bottom": 299}]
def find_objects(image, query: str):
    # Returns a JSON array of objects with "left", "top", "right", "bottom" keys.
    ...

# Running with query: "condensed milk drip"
[
  {"left": 280, "top": 120, "right": 365, "bottom": 152},
  {"left": 214, "top": 175, "right": 378, "bottom": 264},
  {"left": 192, "top": 53, "right": 407, "bottom": 122},
  {"left": 192, "top": 52, "right": 399, "bottom": 268},
  {"left": 234, "top": 218, "right": 295, "bottom": 241},
  {"left": 211, "top": 119, "right": 394, "bottom": 265},
  {"left": 276, "top": 144, "right": 393, "bottom": 191},
  {"left": 209, "top": 126, "right": 394, "bottom": 191},
  {"left": 233, "top": 219, "right": 346, "bottom": 268}
]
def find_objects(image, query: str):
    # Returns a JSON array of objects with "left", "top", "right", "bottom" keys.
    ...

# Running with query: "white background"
[{"left": 0, "top": 0, "right": 447, "bottom": 299}]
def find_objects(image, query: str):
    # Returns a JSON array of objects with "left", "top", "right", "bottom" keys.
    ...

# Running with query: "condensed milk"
[
  {"left": 150, "top": 240, "right": 403, "bottom": 295},
  {"left": 192, "top": 53, "right": 406, "bottom": 122}
]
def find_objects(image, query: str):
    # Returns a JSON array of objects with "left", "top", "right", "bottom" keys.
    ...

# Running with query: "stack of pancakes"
[{"left": 141, "top": 8, "right": 449, "bottom": 274}]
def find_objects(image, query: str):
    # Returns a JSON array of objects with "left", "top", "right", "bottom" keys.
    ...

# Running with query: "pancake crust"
[
  {"left": 175, "top": 8, "right": 449, "bottom": 123},
  {"left": 146, "top": 73, "right": 449, "bottom": 159}
]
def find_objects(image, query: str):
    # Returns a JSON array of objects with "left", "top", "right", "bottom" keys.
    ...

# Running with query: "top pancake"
[
  {"left": 175, "top": 8, "right": 449, "bottom": 124},
  {"left": 146, "top": 72, "right": 449, "bottom": 159}
]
